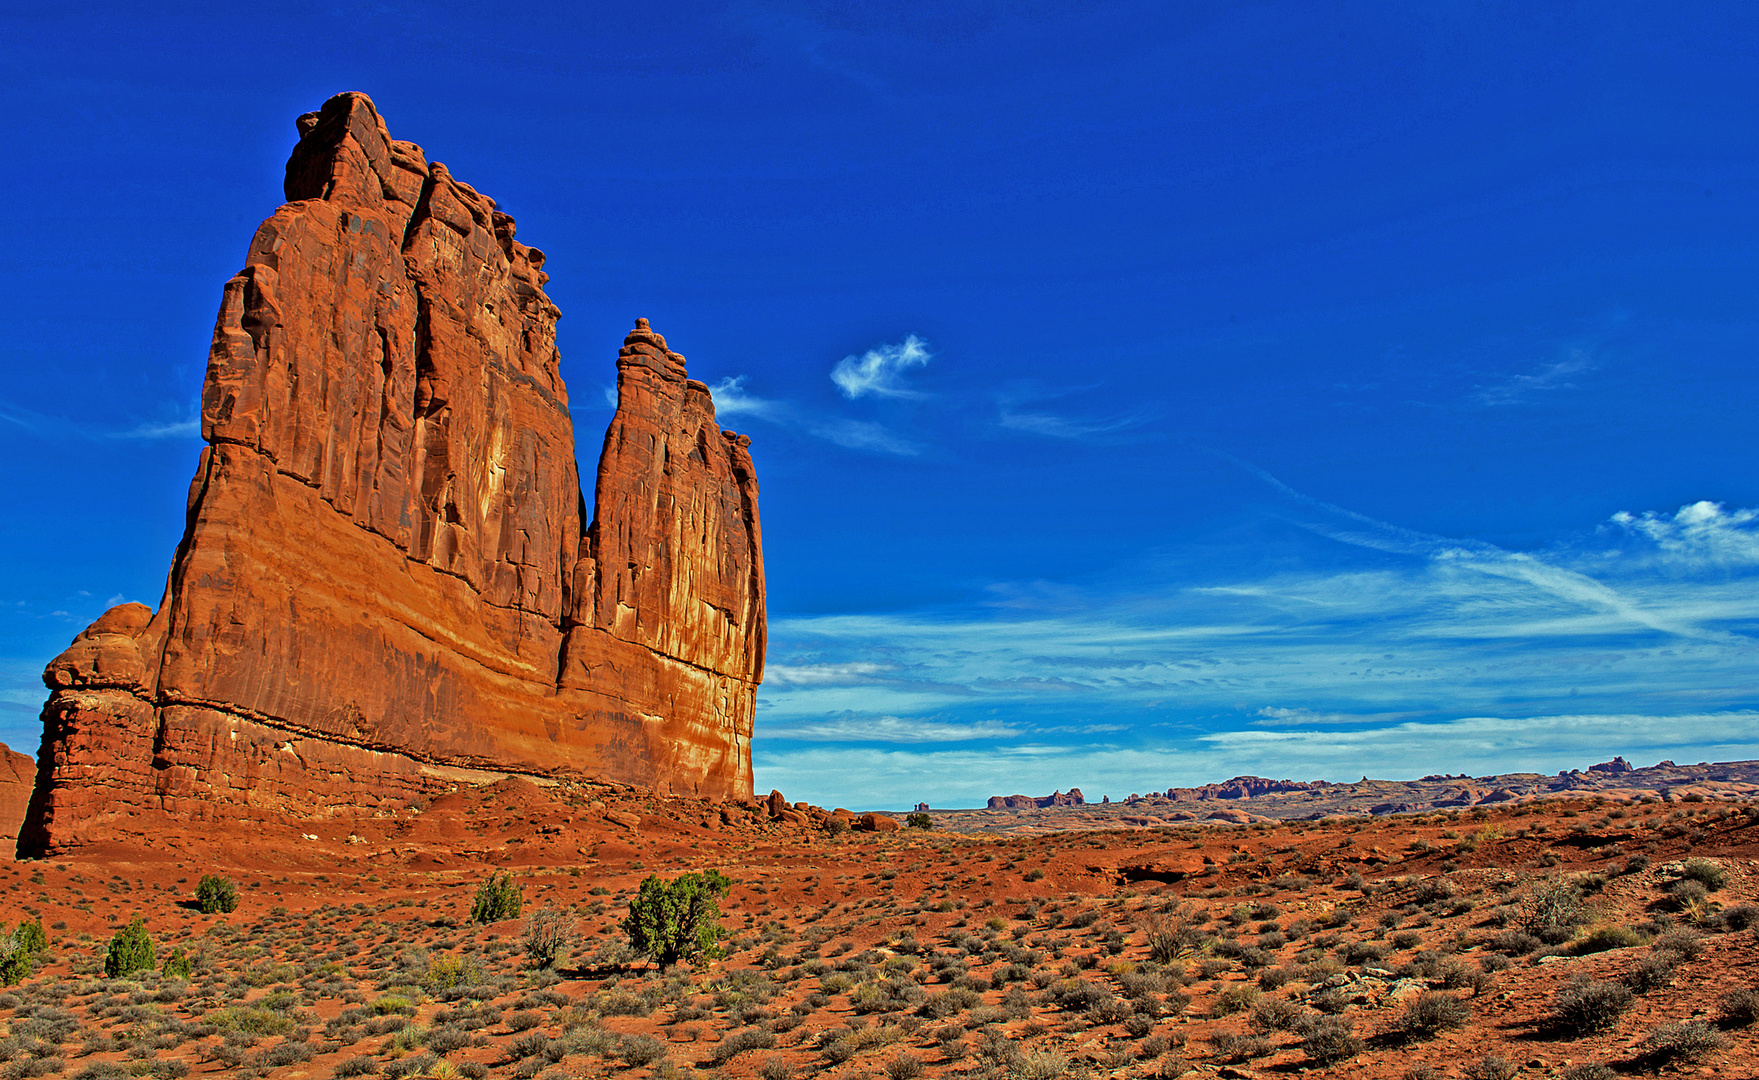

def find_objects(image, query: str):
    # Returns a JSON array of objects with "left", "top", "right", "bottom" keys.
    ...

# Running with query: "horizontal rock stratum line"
[{"left": 21, "top": 93, "right": 765, "bottom": 855}]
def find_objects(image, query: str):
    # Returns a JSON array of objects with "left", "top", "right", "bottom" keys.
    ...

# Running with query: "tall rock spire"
[{"left": 20, "top": 93, "right": 763, "bottom": 855}]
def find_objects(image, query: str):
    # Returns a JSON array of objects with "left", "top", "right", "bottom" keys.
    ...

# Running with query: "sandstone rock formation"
[
  {"left": 985, "top": 789, "right": 1084, "bottom": 810},
  {"left": 0, "top": 744, "right": 33, "bottom": 857},
  {"left": 22, "top": 93, "right": 764, "bottom": 856}
]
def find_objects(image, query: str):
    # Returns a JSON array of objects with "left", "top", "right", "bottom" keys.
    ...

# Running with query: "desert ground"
[{"left": 2, "top": 779, "right": 1758, "bottom": 1080}]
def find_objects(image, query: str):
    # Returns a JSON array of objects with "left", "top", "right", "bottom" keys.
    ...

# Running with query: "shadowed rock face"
[{"left": 21, "top": 93, "right": 764, "bottom": 856}]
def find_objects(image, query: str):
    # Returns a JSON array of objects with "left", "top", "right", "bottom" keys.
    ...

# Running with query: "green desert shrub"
[
  {"left": 159, "top": 947, "right": 192, "bottom": 980},
  {"left": 622, "top": 869, "right": 733, "bottom": 968},
  {"left": 194, "top": 875, "right": 239, "bottom": 914},
  {"left": 103, "top": 918, "right": 154, "bottom": 979},
  {"left": 0, "top": 919, "right": 47, "bottom": 985},
  {"left": 469, "top": 872, "right": 522, "bottom": 923},
  {"left": 905, "top": 813, "right": 933, "bottom": 830}
]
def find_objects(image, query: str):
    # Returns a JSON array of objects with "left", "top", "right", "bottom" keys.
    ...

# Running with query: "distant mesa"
[
  {"left": 22, "top": 93, "right": 766, "bottom": 856},
  {"left": 987, "top": 789, "right": 1085, "bottom": 809}
]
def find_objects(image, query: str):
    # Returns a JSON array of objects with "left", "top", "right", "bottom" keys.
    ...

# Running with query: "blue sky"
[{"left": 2, "top": 2, "right": 1756, "bottom": 808}]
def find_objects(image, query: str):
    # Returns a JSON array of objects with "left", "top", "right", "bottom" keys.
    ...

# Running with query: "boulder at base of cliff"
[{"left": 859, "top": 813, "right": 900, "bottom": 832}]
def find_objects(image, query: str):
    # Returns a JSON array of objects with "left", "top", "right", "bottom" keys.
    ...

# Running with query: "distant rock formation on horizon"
[
  {"left": 22, "top": 93, "right": 765, "bottom": 856},
  {"left": 987, "top": 789, "right": 1085, "bottom": 809}
]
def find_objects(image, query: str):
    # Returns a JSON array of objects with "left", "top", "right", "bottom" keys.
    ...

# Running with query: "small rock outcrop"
[{"left": 22, "top": 93, "right": 765, "bottom": 855}]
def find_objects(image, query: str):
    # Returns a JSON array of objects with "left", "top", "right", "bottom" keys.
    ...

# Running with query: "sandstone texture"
[
  {"left": 22, "top": 93, "right": 764, "bottom": 856},
  {"left": 0, "top": 744, "right": 32, "bottom": 856}
]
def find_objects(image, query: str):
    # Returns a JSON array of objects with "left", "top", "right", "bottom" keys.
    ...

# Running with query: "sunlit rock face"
[{"left": 21, "top": 93, "right": 764, "bottom": 856}]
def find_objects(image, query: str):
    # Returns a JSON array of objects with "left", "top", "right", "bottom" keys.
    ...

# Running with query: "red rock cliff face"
[{"left": 20, "top": 94, "right": 763, "bottom": 856}]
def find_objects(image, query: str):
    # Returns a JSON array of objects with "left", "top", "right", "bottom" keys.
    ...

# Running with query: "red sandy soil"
[{"left": 2, "top": 781, "right": 1758, "bottom": 1080}]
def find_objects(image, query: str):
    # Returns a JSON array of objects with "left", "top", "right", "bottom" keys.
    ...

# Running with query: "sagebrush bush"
[
  {"left": 1520, "top": 878, "right": 1586, "bottom": 943},
  {"left": 1247, "top": 996, "right": 1305, "bottom": 1033},
  {"left": 1679, "top": 858, "right": 1728, "bottom": 890},
  {"left": 711, "top": 1028, "right": 776, "bottom": 1066},
  {"left": 1553, "top": 978, "right": 1633, "bottom": 1034},
  {"left": 1299, "top": 1015, "right": 1362, "bottom": 1065},
  {"left": 1396, "top": 992, "right": 1471, "bottom": 1038},
  {"left": 1210, "top": 985, "right": 1258, "bottom": 1015},
  {"left": 617, "top": 1034, "right": 668, "bottom": 1066},
  {"left": 195, "top": 875, "right": 239, "bottom": 914},
  {"left": 1461, "top": 1055, "right": 1518, "bottom": 1080},
  {"left": 1653, "top": 927, "right": 1702, "bottom": 960},
  {"left": 1720, "top": 988, "right": 1759, "bottom": 1027},
  {"left": 1624, "top": 952, "right": 1678, "bottom": 993},
  {"left": 1644, "top": 1020, "right": 1729, "bottom": 1063}
]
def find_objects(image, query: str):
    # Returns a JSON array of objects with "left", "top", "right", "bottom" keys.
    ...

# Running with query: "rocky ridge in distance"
[{"left": 955, "top": 757, "right": 1759, "bottom": 835}]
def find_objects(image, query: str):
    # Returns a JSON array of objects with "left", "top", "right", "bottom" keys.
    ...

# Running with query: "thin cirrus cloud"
[
  {"left": 1470, "top": 346, "right": 1595, "bottom": 406},
  {"left": 996, "top": 408, "right": 1142, "bottom": 439},
  {"left": 830, "top": 334, "right": 932, "bottom": 399},
  {"left": 763, "top": 714, "right": 1021, "bottom": 743},
  {"left": 991, "top": 381, "right": 1148, "bottom": 441},
  {"left": 1, "top": 401, "right": 198, "bottom": 441}
]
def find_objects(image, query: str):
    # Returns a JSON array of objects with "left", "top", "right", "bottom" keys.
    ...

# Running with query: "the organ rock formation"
[{"left": 21, "top": 93, "right": 764, "bottom": 856}]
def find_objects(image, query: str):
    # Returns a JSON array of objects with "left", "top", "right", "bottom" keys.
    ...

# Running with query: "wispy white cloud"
[
  {"left": 764, "top": 662, "right": 894, "bottom": 687},
  {"left": 996, "top": 409, "right": 1141, "bottom": 439},
  {"left": 764, "top": 714, "right": 1021, "bottom": 743},
  {"left": 1, "top": 400, "right": 198, "bottom": 441},
  {"left": 1604, "top": 501, "right": 1759, "bottom": 571},
  {"left": 1471, "top": 347, "right": 1595, "bottom": 406},
  {"left": 994, "top": 384, "right": 1144, "bottom": 439},
  {"left": 831, "top": 335, "right": 931, "bottom": 399},
  {"left": 110, "top": 419, "right": 198, "bottom": 440},
  {"left": 806, "top": 418, "right": 918, "bottom": 455},
  {"left": 707, "top": 376, "right": 784, "bottom": 421},
  {"left": 1253, "top": 706, "right": 1426, "bottom": 726}
]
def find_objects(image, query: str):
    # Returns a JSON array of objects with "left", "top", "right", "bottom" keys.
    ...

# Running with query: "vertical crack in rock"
[{"left": 19, "top": 93, "right": 764, "bottom": 855}]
